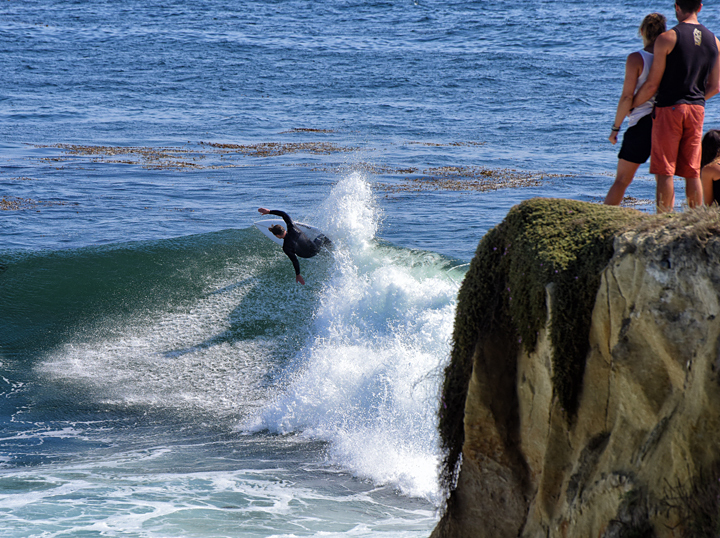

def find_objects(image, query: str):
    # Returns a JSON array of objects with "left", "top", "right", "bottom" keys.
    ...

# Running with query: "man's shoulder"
[
  {"left": 655, "top": 29, "right": 678, "bottom": 55},
  {"left": 695, "top": 23, "right": 718, "bottom": 41},
  {"left": 659, "top": 27, "right": 678, "bottom": 43},
  {"left": 662, "top": 26, "right": 679, "bottom": 40},
  {"left": 697, "top": 22, "right": 716, "bottom": 33},
  {"left": 674, "top": 21, "right": 716, "bottom": 38}
]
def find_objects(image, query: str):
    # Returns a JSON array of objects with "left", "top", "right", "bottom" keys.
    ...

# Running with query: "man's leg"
[
  {"left": 650, "top": 107, "right": 682, "bottom": 212},
  {"left": 685, "top": 177, "right": 703, "bottom": 208},
  {"left": 656, "top": 174, "right": 675, "bottom": 212},
  {"left": 675, "top": 104, "right": 705, "bottom": 208}
]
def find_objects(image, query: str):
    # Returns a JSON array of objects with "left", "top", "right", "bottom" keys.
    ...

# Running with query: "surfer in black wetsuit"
[{"left": 258, "top": 208, "right": 331, "bottom": 285}]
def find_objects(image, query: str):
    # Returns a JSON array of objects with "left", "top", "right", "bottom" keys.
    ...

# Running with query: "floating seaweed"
[
  {"left": 37, "top": 144, "right": 207, "bottom": 171},
  {"left": 1, "top": 197, "right": 25, "bottom": 210},
  {"left": 405, "top": 141, "right": 486, "bottom": 147},
  {"left": 377, "top": 166, "right": 571, "bottom": 194},
  {"left": 620, "top": 196, "right": 654, "bottom": 207},
  {"left": 1, "top": 196, "right": 73, "bottom": 211},
  {"left": 286, "top": 162, "right": 419, "bottom": 176},
  {"left": 199, "top": 141, "right": 357, "bottom": 157},
  {"left": 27, "top": 142, "right": 570, "bottom": 197},
  {"left": 280, "top": 128, "right": 338, "bottom": 134}
]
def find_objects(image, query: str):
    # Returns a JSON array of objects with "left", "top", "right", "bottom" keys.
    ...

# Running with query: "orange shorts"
[{"left": 650, "top": 104, "right": 705, "bottom": 179}]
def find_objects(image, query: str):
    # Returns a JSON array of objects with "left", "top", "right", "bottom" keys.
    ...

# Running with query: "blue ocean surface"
[{"left": 2, "top": 1, "right": 720, "bottom": 536}]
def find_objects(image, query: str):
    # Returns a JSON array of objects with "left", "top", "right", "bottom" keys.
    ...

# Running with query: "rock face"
[{"left": 433, "top": 198, "right": 720, "bottom": 538}]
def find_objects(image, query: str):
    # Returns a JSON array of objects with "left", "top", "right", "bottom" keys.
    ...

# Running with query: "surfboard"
[{"left": 254, "top": 218, "right": 328, "bottom": 247}]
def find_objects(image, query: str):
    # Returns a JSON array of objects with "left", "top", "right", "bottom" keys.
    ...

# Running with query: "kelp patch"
[
  {"left": 1, "top": 196, "right": 74, "bottom": 211},
  {"left": 377, "top": 166, "right": 569, "bottom": 194}
]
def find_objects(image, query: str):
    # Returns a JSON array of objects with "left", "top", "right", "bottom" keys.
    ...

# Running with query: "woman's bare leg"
[{"left": 604, "top": 159, "right": 641, "bottom": 205}]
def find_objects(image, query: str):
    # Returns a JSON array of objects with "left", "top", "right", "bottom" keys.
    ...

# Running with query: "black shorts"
[{"left": 618, "top": 113, "right": 652, "bottom": 164}]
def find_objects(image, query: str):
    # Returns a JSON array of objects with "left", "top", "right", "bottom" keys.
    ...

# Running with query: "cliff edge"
[{"left": 433, "top": 198, "right": 720, "bottom": 538}]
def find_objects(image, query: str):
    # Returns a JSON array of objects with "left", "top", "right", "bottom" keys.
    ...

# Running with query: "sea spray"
[
  {"left": 247, "top": 172, "right": 460, "bottom": 503},
  {"left": 297, "top": 170, "right": 379, "bottom": 259}
]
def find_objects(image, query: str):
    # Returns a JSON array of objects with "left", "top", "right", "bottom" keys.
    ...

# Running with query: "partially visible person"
[
  {"left": 258, "top": 207, "right": 331, "bottom": 285},
  {"left": 606, "top": 13, "right": 667, "bottom": 205},
  {"left": 632, "top": 0, "right": 720, "bottom": 212},
  {"left": 700, "top": 129, "right": 720, "bottom": 205}
]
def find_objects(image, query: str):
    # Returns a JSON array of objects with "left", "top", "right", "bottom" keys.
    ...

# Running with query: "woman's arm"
[{"left": 609, "top": 52, "right": 643, "bottom": 145}]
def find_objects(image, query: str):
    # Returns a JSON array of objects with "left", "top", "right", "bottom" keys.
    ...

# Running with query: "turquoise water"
[{"left": 3, "top": 1, "right": 720, "bottom": 536}]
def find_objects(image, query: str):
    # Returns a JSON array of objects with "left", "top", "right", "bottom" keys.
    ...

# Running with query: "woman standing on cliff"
[{"left": 605, "top": 13, "right": 667, "bottom": 205}]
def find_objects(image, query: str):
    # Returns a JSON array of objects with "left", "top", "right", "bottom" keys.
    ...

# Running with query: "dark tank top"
[
  {"left": 656, "top": 23, "right": 718, "bottom": 107},
  {"left": 714, "top": 178, "right": 720, "bottom": 205}
]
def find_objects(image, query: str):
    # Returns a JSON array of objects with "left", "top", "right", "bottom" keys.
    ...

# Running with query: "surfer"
[{"left": 258, "top": 208, "right": 331, "bottom": 285}]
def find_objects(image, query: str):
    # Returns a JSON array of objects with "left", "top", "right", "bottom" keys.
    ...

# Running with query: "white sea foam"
[
  {"left": 0, "top": 454, "right": 437, "bottom": 537},
  {"left": 35, "top": 255, "right": 278, "bottom": 421},
  {"left": 248, "top": 172, "right": 459, "bottom": 504}
]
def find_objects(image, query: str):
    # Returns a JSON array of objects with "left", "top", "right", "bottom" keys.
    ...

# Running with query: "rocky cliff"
[{"left": 432, "top": 198, "right": 720, "bottom": 538}]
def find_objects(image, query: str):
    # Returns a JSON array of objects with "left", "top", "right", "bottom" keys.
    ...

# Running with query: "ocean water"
[{"left": 2, "top": 1, "right": 720, "bottom": 536}]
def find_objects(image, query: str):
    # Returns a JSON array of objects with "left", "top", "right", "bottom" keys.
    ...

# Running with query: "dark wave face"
[{"left": 0, "top": 227, "right": 328, "bottom": 461}]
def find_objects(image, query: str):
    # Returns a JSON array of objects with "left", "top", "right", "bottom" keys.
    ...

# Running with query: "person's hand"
[
  {"left": 258, "top": 208, "right": 270, "bottom": 215},
  {"left": 296, "top": 274, "right": 305, "bottom": 285},
  {"left": 609, "top": 131, "right": 618, "bottom": 145}
]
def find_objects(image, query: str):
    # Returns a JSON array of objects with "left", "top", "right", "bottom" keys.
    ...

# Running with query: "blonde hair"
[{"left": 639, "top": 13, "right": 667, "bottom": 44}]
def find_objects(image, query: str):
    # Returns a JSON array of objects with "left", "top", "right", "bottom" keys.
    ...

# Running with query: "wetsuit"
[{"left": 268, "top": 210, "right": 330, "bottom": 276}]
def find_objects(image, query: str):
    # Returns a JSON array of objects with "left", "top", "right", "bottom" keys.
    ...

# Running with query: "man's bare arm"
[
  {"left": 704, "top": 37, "right": 720, "bottom": 100},
  {"left": 632, "top": 30, "right": 676, "bottom": 108}
]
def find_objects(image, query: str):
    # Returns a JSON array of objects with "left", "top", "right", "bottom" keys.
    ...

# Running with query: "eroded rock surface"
[{"left": 433, "top": 199, "right": 720, "bottom": 538}]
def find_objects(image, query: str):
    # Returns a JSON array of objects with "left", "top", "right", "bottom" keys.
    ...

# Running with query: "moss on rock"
[{"left": 438, "top": 198, "right": 647, "bottom": 493}]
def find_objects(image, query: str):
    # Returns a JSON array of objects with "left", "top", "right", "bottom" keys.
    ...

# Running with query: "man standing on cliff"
[{"left": 632, "top": 0, "right": 720, "bottom": 212}]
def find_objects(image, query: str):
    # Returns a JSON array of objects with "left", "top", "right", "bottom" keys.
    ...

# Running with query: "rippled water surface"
[{"left": 3, "top": 1, "right": 720, "bottom": 536}]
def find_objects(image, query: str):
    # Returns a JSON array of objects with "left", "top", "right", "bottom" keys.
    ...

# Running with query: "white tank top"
[{"left": 628, "top": 50, "right": 654, "bottom": 127}]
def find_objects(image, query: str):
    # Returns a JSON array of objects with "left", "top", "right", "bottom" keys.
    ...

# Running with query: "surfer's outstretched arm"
[
  {"left": 283, "top": 245, "right": 305, "bottom": 285},
  {"left": 269, "top": 209, "right": 293, "bottom": 228},
  {"left": 258, "top": 208, "right": 292, "bottom": 223}
]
